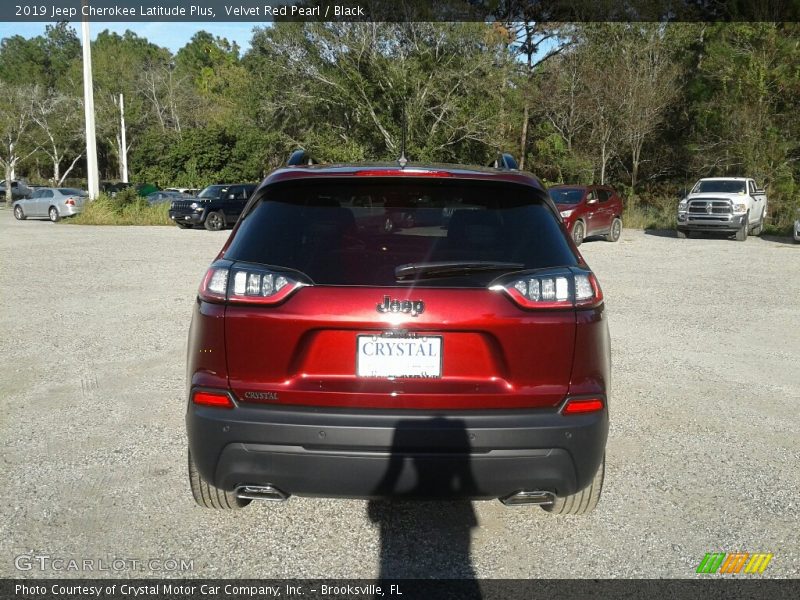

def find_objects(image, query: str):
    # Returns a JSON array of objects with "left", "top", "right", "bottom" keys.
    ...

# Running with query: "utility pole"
[
  {"left": 81, "top": 1, "right": 100, "bottom": 199},
  {"left": 119, "top": 93, "right": 128, "bottom": 183}
]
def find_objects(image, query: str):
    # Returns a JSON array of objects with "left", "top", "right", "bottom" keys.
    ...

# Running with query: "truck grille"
[{"left": 688, "top": 199, "right": 732, "bottom": 215}]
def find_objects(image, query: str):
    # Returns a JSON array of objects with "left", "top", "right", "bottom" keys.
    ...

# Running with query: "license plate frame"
[{"left": 356, "top": 334, "right": 443, "bottom": 379}]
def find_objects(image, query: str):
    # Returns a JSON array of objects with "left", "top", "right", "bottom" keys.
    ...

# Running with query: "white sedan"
[{"left": 12, "top": 187, "right": 87, "bottom": 222}]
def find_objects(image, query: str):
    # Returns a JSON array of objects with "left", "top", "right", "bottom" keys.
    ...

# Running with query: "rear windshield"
[
  {"left": 549, "top": 188, "right": 584, "bottom": 204},
  {"left": 692, "top": 180, "right": 746, "bottom": 194},
  {"left": 225, "top": 179, "right": 577, "bottom": 287},
  {"left": 58, "top": 188, "right": 86, "bottom": 196}
]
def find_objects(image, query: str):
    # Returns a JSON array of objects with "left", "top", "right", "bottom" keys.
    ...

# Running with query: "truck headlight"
[
  {"left": 190, "top": 202, "right": 200, "bottom": 210},
  {"left": 678, "top": 200, "right": 688, "bottom": 212},
  {"left": 732, "top": 203, "right": 747, "bottom": 213}
]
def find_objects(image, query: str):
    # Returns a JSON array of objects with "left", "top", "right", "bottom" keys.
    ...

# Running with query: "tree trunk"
[
  {"left": 600, "top": 144, "right": 606, "bottom": 185},
  {"left": 519, "top": 103, "right": 529, "bottom": 169},
  {"left": 4, "top": 161, "right": 12, "bottom": 204}
]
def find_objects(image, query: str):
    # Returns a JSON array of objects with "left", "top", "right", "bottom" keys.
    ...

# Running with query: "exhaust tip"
[
  {"left": 236, "top": 484, "right": 290, "bottom": 502},
  {"left": 500, "top": 490, "right": 555, "bottom": 507}
]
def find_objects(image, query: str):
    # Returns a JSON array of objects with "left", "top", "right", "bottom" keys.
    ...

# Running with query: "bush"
[{"left": 65, "top": 194, "right": 172, "bottom": 226}]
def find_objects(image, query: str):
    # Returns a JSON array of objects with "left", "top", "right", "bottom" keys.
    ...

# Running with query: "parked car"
[
  {"left": 677, "top": 177, "right": 767, "bottom": 241},
  {"left": 12, "top": 187, "right": 87, "bottom": 222},
  {"left": 548, "top": 184, "right": 624, "bottom": 246},
  {"left": 168, "top": 183, "right": 257, "bottom": 230},
  {"left": 145, "top": 190, "right": 190, "bottom": 205},
  {"left": 0, "top": 179, "right": 33, "bottom": 201},
  {"left": 794, "top": 207, "right": 800, "bottom": 243},
  {"left": 164, "top": 187, "right": 200, "bottom": 196},
  {"left": 185, "top": 152, "right": 609, "bottom": 515}
]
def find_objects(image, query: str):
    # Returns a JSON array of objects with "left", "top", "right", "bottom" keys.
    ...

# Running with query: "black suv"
[{"left": 169, "top": 183, "right": 257, "bottom": 230}]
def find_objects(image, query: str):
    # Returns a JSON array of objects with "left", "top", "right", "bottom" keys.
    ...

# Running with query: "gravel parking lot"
[{"left": 1, "top": 208, "right": 798, "bottom": 579}]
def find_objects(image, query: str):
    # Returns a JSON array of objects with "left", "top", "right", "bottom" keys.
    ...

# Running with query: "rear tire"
[
  {"left": 571, "top": 220, "right": 585, "bottom": 246},
  {"left": 204, "top": 211, "right": 225, "bottom": 231},
  {"left": 676, "top": 229, "right": 687, "bottom": 239},
  {"left": 543, "top": 456, "right": 604, "bottom": 516},
  {"left": 605, "top": 217, "right": 622, "bottom": 242},
  {"left": 13, "top": 205, "right": 25, "bottom": 220},
  {"left": 49, "top": 206, "right": 60, "bottom": 222},
  {"left": 188, "top": 450, "right": 250, "bottom": 509}
]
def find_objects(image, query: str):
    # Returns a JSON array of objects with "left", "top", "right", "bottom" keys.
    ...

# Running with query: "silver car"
[
  {"left": 794, "top": 207, "right": 800, "bottom": 243},
  {"left": 12, "top": 187, "right": 87, "bottom": 222}
]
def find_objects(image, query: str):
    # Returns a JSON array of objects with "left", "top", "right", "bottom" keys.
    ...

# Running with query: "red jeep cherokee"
[{"left": 186, "top": 154, "right": 609, "bottom": 515}]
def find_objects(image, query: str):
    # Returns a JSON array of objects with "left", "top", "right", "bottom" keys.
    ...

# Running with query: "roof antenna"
[{"left": 398, "top": 105, "right": 408, "bottom": 168}]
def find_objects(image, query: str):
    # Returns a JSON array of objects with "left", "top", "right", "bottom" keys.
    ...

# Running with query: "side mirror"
[{"left": 678, "top": 188, "right": 687, "bottom": 199}]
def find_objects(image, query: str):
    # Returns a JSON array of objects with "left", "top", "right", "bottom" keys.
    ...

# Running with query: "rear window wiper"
[{"left": 395, "top": 261, "right": 525, "bottom": 280}]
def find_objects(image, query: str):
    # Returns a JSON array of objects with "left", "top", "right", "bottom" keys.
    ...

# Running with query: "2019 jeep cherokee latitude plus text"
[{"left": 185, "top": 158, "right": 609, "bottom": 515}]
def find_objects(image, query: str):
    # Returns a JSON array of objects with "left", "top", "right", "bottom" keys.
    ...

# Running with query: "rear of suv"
[
  {"left": 169, "top": 183, "right": 257, "bottom": 230},
  {"left": 186, "top": 154, "right": 609, "bottom": 515}
]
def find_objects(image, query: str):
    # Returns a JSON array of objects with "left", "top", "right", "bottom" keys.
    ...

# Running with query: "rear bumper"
[
  {"left": 61, "top": 205, "right": 82, "bottom": 217},
  {"left": 677, "top": 212, "right": 746, "bottom": 232},
  {"left": 186, "top": 395, "right": 608, "bottom": 500}
]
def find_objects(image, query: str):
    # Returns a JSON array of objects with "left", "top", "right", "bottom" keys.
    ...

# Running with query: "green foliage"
[
  {"left": 67, "top": 194, "right": 171, "bottom": 226},
  {"left": 1, "top": 22, "right": 799, "bottom": 237}
]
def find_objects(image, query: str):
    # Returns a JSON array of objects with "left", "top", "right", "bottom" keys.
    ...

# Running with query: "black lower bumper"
[
  {"left": 677, "top": 213, "right": 746, "bottom": 233},
  {"left": 186, "top": 395, "right": 608, "bottom": 500},
  {"left": 169, "top": 210, "right": 203, "bottom": 225}
]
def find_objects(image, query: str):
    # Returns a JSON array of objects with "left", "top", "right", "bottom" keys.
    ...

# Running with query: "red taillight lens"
[
  {"left": 65, "top": 198, "right": 75, "bottom": 206},
  {"left": 198, "top": 263, "right": 310, "bottom": 305},
  {"left": 562, "top": 397, "right": 605, "bottom": 415},
  {"left": 192, "top": 390, "right": 234, "bottom": 409},
  {"left": 490, "top": 268, "right": 603, "bottom": 310}
]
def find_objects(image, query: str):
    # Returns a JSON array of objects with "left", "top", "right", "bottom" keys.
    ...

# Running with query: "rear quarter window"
[{"left": 225, "top": 178, "right": 577, "bottom": 287}]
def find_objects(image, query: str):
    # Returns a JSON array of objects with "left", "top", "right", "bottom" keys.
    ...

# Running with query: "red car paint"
[
  {"left": 548, "top": 184, "right": 624, "bottom": 245},
  {"left": 185, "top": 162, "right": 610, "bottom": 506}
]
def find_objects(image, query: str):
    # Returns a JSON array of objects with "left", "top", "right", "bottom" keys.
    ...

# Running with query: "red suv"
[
  {"left": 186, "top": 154, "right": 609, "bottom": 515},
  {"left": 548, "top": 185, "right": 623, "bottom": 246}
]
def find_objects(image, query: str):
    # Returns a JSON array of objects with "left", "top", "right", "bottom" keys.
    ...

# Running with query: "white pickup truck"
[{"left": 677, "top": 177, "right": 767, "bottom": 241}]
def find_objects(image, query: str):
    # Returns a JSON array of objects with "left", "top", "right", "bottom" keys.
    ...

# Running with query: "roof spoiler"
[
  {"left": 489, "top": 153, "right": 519, "bottom": 170},
  {"left": 287, "top": 149, "right": 319, "bottom": 167}
]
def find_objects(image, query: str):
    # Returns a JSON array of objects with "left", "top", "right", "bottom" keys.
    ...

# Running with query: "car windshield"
[
  {"left": 224, "top": 179, "right": 577, "bottom": 287},
  {"left": 692, "top": 180, "right": 746, "bottom": 194},
  {"left": 549, "top": 188, "right": 584, "bottom": 205},
  {"left": 58, "top": 188, "right": 86, "bottom": 196},
  {"left": 198, "top": 185, "right": 227, "bottom": 199}
]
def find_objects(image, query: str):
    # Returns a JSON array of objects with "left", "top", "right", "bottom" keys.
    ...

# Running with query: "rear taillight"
[
  {"left": 65, "top": 198, "right": 75, "bottom": 206},
  {"left": 192, "top": 390, "right": 234, "bottom": 409},
  {"left": 562, "top": 397, "right": 605, "bottom": 415},
  {"left": 198, "top": 263, "right": 310, "bottom": 305},
  {"left": 490, "top": 268, "right": 603, "bottom": 310}
]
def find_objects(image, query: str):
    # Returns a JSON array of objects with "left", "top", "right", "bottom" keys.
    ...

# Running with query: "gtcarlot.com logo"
[
  {"left": 696, "top": 552, "right": 773, "bottom": 574},
  {"left": 14, "top": 553, "right": 194, "bottom": 572}
]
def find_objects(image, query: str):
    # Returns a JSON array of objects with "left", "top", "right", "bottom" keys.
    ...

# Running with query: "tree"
[
  {"left": 30, "top": 86, "right": 84, "bottom": 185},
  {"left": 0, "top": 85, "right": 37, "bottom": 201},
  {"left": 612, "top": 24, "right": 682, "bottom": 196}
]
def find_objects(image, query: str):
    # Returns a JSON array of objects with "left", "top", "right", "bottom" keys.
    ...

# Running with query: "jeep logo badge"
[{"left": 376, "top": 295, "right": 425, "bottom": 317}]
